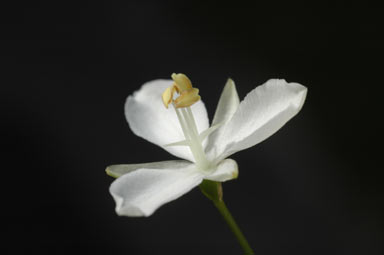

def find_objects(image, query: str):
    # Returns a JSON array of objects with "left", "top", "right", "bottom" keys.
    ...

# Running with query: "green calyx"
[{"left": 199, "top": 179, "right": 223, "bottom": 202}]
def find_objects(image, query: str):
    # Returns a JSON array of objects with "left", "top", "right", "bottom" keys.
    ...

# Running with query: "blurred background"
[{"left": 2, "top": 0, "right": 383, "bottom": 254}]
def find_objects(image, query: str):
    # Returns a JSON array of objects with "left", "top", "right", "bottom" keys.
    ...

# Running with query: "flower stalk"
[{"left": 200, "top": 180, "right": 255, "bottom": 255}]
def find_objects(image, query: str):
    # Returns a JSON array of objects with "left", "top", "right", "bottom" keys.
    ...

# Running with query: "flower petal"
[
  {"left": 208, "top": 79, "right": 307, "bottom": 161},
  {"left": 125, "top": 79, "right": 209, "bottom": 162},
  {"left": 106, "top": 160, "right": 191, "bottom": 178},
  {"left": 211, "top": 79, "right": 240, "bottom": 126},
  {"left": 109, "top": 163, "right": 203, "bottom": 217},
  {"left": 205, "top": 79, "right": 240, "bottom": 155},
  {"left": 204, "top": 158, "right": 238, "bottom": 182}
]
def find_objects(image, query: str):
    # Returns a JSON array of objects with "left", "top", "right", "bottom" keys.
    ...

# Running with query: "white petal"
[
  {"left": 106, "top": 160, "right": 191, "bottom": 178},
  {"left": 125, "top": 79, "right": 209, "bottom": 162},
  {"left": 109, "top": 163, "right": 203, "bottom": 217},
  {"left": 211, "top": 79, "right": 240, "bottom": 126},
  {"left": 204, "top": 159, "right": 238, "bottom": 182},
  {"left": 208, "top": 79, "right": 307, "bottom": 161},
  {"left": 205, "top": 79, "right": 240, "bottom": 157}
]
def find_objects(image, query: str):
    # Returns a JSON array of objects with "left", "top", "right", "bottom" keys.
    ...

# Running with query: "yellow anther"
[
  {"left": 174, "top": 88, "right": 200, "bottom": 108},
  {"left": 162, "top": 73, "right": 201, "bottom": 109},
  {"left": 162, "top": 85, "right": 176, "bottom": 108},
  {"left": 171, "top": 73, "right": 192, "bottom": 92}
]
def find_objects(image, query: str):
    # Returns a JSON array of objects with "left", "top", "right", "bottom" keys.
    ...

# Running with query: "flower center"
[{"left": 162, "top": 73, "right": 211, "bottom": 171}]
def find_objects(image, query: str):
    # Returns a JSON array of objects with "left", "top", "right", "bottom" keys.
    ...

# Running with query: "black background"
[{"left": 2, "top": 1, "right": 383, "bottom": 254}]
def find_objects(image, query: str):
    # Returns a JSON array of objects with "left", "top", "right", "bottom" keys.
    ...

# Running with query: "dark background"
[{"left": 2, "top": 0, "right": 383, "bottom": 254}]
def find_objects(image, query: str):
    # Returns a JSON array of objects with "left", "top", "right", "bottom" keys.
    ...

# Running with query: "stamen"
[
  {"left": 162, "top": 85, "right": 176, "bottom": 108},
  {"left": 179, "top": 107, "right": 210, "bottom": 170},
  {"left": 162, "top": 73, "right": 201, "bottom": 109},
  {"left": 174, "top": 88, "right": 200, "bottom": 108},
  {"left": 185, "top": 107, "right": 200, "bottom": 142},
  {"left": 171, "top": 73, "right": 192, "bottom": 92},
  {"left": 162, "top": 73, "right": 211, "bottom": 171}
]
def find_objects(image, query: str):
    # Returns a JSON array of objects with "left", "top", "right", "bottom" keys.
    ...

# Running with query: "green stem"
[
  {"left": 213, "top": 199, "right": 255, "bottom": 255},
  {"left": 200, "top": 180, "right": 254, "bottom": 254}
]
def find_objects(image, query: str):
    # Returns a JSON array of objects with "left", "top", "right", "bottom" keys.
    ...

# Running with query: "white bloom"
[{"left": 107, "top": 76, "right": 307, "bottom": 217}]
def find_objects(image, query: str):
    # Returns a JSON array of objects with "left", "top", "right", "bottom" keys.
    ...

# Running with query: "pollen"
[
  {"left": 171, "top": 73, "right": 192, "bottom": 92},
  {"left": 174, "top": 88, "right": 201, "bottom": 108},
  {"left": 162, "top": 85, "right": 176, "bottom": 108},
  {"left": 162, "top": 73, "right": 201, "bottom": 108}
]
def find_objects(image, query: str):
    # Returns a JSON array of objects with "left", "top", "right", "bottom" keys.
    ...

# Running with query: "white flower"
[{"left": 106, "top": 75, "right": 307, "bottom": 217}]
